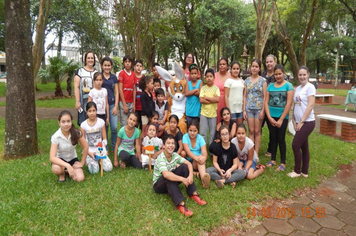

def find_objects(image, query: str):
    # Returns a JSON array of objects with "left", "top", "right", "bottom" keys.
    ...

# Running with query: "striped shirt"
[{"left": 152, "top": 152, "right": 186, "bottom": 184}]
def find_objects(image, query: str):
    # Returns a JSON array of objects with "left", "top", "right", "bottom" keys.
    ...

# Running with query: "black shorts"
[
  {"left": 97, "top": 114, "right": 107, "bottom": 122},
  {"left": 60, "top": 157, "right": 79, "bottom": 166}
]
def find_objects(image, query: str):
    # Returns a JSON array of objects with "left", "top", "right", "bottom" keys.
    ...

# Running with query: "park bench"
[
  {"left": 315, "top": 94, "right": 334, "bottom": 104},
  {"left": 317, "top": 114, "right": 356, "bottom": 141}
]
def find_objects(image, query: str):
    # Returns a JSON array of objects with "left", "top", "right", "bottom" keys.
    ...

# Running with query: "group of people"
[{"left": 50, "top": 51, "right": 316, "bottom": 216}]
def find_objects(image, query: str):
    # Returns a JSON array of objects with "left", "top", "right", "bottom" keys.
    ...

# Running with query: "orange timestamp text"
[{"left": 247, "top": 206, "right": 326, "bottom": 219}]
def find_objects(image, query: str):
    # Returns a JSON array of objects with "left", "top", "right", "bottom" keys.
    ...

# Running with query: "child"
[
  {"left": 199, "top": 68, "right": 220, "bottom": 147},
  {"left": 141, "top": 123, "right": 163, "bottom": 169},
  {"left": 118, "top": 55, "right": 135, "bottom": 126},
  {"left": 182, "top": 120, "right": 210, "bottom": 188},
  {"left": 153, "top": 78, "right": 162, "bottom": 100},
  {"left": 207, "top": 125, "right": 246, "bottom": 188},
  {"left": 50, "top": 110, "right": 88, "bottom": 182},
  {"left": 114, "top": 112, "right": 142, "bottom": 169},
  {"left": 88, "top": 72, "right": 109, "bottom": 125},
  {"left": 164, "top": 114, "right": 186, "bottom": 158},
  {"left": 185, "top": 64, "right": 202, "bottom": 125},
  {"left": 141, "top": 111, "right": 162, "bottom": 139},
  {"left": 152, "top": 62, "right": 168, "bottom": 91},
  {"left": 134, "top": 60, "right": 144, "bottom": 129},
  {"left": 231, "top": 124, "right": 265, "bottom": 180},
  {"left": 139, "top": 76, "right": 155, "bottom": 138},
  {"left": 80, "top": 102, "right": 113, "bottom": 174},
  {"left": 153, "top": 134, "right": 207, "bottom": 217},
  {"left": 214, "top": 107, "right": 237, "bottom": 142},
  {"left": 224, "top": 61, "right": 244, "bottom": 125},
  {"left": 155, "top": 88, "right": 168, "bottom": 135}
]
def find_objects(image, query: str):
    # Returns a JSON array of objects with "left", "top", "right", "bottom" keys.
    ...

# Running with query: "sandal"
[
  {"left": 266, "top": 161, "right": 275, "bottom": 167},
  {"left": 276, "top": 164, "right": 286, "bottom": 171},
  {"left": 215, "top": 180, "right": 224, "bottom": 189},
  {"left": 256, "top": 164, "right": 266, "bottom": 170},
  {"left": 201, "top": 173, "right": 211, "bottom": 189},
  {"left": 287, "top": 171, "right": 300, "bottom": 178}
]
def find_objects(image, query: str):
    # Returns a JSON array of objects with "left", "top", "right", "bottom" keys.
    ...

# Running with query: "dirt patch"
[
  {"left": 337, "top": 164, "right": 354, "bottom": 180},
  {"left": 317, "top": 187, "right": 335, "bottom": 197}
]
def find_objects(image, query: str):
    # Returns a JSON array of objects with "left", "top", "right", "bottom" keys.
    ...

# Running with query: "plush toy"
[
  {"left": 94, "top": 142, "right": 107, "bottom": 177},
  {"left": 156, "top": 62, "right": 187, "bottom": 134}
]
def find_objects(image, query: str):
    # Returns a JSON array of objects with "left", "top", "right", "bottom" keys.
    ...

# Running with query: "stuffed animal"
[
  {"left": 94, "top": 142, "right": 108, "bottom": 176},
  {"left": 156, "top": 62, "right": 187, "bottom": 134}
]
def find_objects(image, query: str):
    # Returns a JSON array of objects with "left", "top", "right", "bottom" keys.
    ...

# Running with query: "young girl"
[
  {"left": 114, "top": 112, "right": 142, "bottom": 169},
  {"left": 224, "top": 61, "right": 244, "bottom": 125},
  {"left": 118, "top": 55, "right": 135, "bottom": 126},
  {"left": 164, "top": 114, "right": 186, "bottom": 158},
  {"left": 231, "top": 124, "right": 265, "bottom": 180},
  {"left": 207, "top": 125, "right": 246, "bottom": 189},
  {"left": 199, "top": 68, "right": 220, "bottom": 147},
  {"left": 214, "top": 58, "right": 231, "bottom": 123},
  {"left": 183, "top": 120, "right": 210, "bottom": 188},
  {"left": 141, "top": 111, "right": 162, "bottom": 139},
  {"left": 243, "top": 59, "right": 267, "bottom": 161},
  {"left": 88, "top": 72, "right": 109, "bottom": 125},
  {"left": 141, "top": 123, "right": 163, "bottom": 169},
  {"left": 134, "top": 60, "right": 144, "bottom": 129},
  {"left": 80, "top": 102, "right": 113, "bottom": 174},
  {"left": 50, "top": 110, "right": 88, "bottom": 182},
  {"left": 185, "top": 63, "right": 202, "bottom": 125},
  {"left": 139, "top": 76, "right": 155, "bottom": 138},
  {"left": 214, "top": 107, "right": 237, "bottom": 142},
  {"left": 265, "top": 64, "right": 294, "bottom": 171}
]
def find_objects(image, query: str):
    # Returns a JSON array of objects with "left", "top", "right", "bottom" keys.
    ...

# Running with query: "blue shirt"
[
  {"left": 102, "top": 73, "right": 118, "bottom": 106},
  {"left": 182, "top": 133, "right": 206, "bottom": 161},
  {"left": 186, "top": 80, "right": 202, "bottom": 117},
  {"left": 267, "top": 81, "right": 294, "bottom": 119}
]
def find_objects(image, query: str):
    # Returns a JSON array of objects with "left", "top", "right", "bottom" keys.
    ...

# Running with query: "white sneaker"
[
  {"left": 301, "top": 173, "right": 308, "bottom": 178},
  {"left": 287, "top": 172, "right": 301, "bottom": 178}
]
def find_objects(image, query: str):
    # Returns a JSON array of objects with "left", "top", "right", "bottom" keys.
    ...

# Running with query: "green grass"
[
  {"left": 37, "top": 82, "right": 73, "bottom": 93},
  {"left": 317, "top": 88, "right": 349, "bottom": 97},
  {"left": 1, "top": 119, "right": 355, "bottom": 235},
  {"left": 0, "top": 83, "right": 5, "bottom": 97},
  {"left": 324, "top": 104, "right": 355, "bottom": 110},
  {"left": 0, "top": 97, "right": 75, "bottom": 108}
]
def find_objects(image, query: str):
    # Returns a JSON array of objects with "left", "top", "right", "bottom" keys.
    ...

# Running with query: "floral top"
[{"left": 245, "top": 76, "right": 265, "bottom": 110}]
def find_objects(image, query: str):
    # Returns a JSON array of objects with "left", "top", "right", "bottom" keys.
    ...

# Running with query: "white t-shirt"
[
  {"left": 293, "top": 82, "right": 315, "bottom": 122},
  {"left": 231, "top": 136, "right": 257, "bottom": 162},
  {"left": 89, "top": 88, "right": 108, "bottom": 115},
  {"left": 80, "top": 118, "right": 105, "bottom": 152},
  {"left": 51, "top": 128, "right": 78, "bottom": 162},
  {"left": 224, "top": 78, "right": 244, "bottom": 113}
]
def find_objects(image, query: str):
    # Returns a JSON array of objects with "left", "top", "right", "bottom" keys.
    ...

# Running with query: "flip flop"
[
  {"left": 276, "top": 165, "right": 286, "bottom": 171},
  {"left": 215, "top": 180, "right": 224, "bottom": 189},
  {"left": 266, "top": 161, "right": 275, "bottom": 167}
]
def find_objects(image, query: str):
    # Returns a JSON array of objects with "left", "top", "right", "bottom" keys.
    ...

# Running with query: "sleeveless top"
[{"left": 186, "top": 80, "right": 202, "bottom": 117}]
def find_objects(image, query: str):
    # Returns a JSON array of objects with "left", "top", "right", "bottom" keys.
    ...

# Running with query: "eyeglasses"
[
  {"left": 186, "top": 57, "right": 193, "bottom": 59},
  {"left": 221, "top": 133, "right": 229, "bottom": 137}
]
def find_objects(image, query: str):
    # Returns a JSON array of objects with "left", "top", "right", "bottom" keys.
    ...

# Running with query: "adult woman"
[
  {"left": 101, "top": 57, "right": 119, "bottom": 152},
  {"left": 182, "top": 53, "right": 201, "bottom": 81},
  {"left": 265, "top": 64, "right": 294, "bottom": 171},
  {"left": 74, "top": 50, "right": 97, "bottom": 126},
  {"left": 214, "top": 57, "right": 231, "bottom": 123},
  {"left": 288, "top": 66, "right": 315, "bottom": 178}
]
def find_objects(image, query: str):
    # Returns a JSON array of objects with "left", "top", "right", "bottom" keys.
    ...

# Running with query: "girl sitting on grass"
[
  {"left": 231, "top": 124, "right": 265, "bottom": 180},
  {"left": 141, "top": 123, "right": 163, "bottom": 169},
  {"left": 50, "top": 110, "right": 89, "bottom": 182},
  {"left": 164, "top": 114, "right": 186, "bottom": 158},
  {"left": 207, "top": 125, "right": 246, "bottom": 189},
  {"left": 80, "top": 102, "right": 113, "bottom": 174}
]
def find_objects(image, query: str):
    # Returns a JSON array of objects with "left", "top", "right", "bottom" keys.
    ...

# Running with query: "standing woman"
[
  {"left": 182, "top": 53, "right": 201, "bottom": 81},
  {"left": 243, "top": 59, "right": 266, "bottom": 160},
  {"left": 214, "top": 57, "right": 231, "bottom": 123},
  {"left": 74, "top": 50, "right": 97, "bottom": 126},
  {"left": 265, "top": 64, "right": 294, "bottom": 171},
  {"left": 288, "top": 66, "right": 315, "bottom": 178},
  {"left": 101, "top": 57, "right": 119, "bottom": 152}
]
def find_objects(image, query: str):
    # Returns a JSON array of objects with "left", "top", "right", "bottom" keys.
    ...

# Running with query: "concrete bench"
[
  {"left": 317, "top": 114, "right": 356, "bottom": 141},
  {"left": 315, "top": 94, "right": 334, "bottom": 104}
]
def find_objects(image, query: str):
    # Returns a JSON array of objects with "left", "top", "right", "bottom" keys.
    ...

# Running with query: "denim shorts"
[
  {"left": 231, "top": 112, "right": 243, "bottom": 119},
  {"left": 241, "top": 159, "right": 257, "bottom": 170},
  {"left": 246, "top": 109, "right": 262, "bottom": 119}
]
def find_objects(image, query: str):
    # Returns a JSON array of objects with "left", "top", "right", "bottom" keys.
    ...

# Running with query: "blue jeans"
[{"left": 106, "top": 104, "right": 118, "bottom": 151}]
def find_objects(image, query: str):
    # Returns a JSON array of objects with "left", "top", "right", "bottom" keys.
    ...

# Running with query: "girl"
[
  {"left": 183, "top": 53, "right": 201, "bottom": 81},
  {"left": 114, "top": 112, "right": 142, "bottom": 169},
  {"left": 207, "top": 125, "right": 246, "bottom": 189},
  {"left": 141, "top": 123, "right": 163, "bottom": 169},
  {"left": 134, "top": 60, "right": 144, "bottom": 129},
  {"left": 231, "top": 124, "right": 265, "bottom": 180},
  {"left": 288, "top": 66, "right": 315, "bottom": 178},
  {"left": 88, "top": 72, "right": 109, "bottom": 125},
  {"left": 101, "top": 57, "right": 119, "bottom": 152},
  {"left": 199, "top": 68, "right": 220, "bottom": 147},
  {"left": 214, "top": 57, "right": 231, "bottom": 123},
  {"left": 139, "top": 76, "right": 155, "bottom": 138},
  {"left": 50, "top": 110, "right": 88, "bottom": 182},
  {"left": 74, "top": 50, "right": 97, "bottom": 126},
  {"left": 214, "top": 107, "right": 237, "bottom": 142},
  {"left": 164, "top": 114, "right": 186, "bottom": 158},
  {"left": 243, "top": 59, "right": 267, "bottom": 161},
  {"left": 183, "top": 120, "right": 210, "bottom": 188},
  {"left": 141, "top": 111, "right": 163, "bottom": 139},
  {"left": 224, "top": 61, "right": 244, "bottom": 125},
  {"left": 185, "top": 63, "right": 202, "bottom": 125},
  {"left": 80, "top": 102, "right": 113, "bottom": 174},
  {"left": 265, "top": 64, "right": 294, "bottom": 171},
  {"left": 118, "top": 55, "right": 135, "bottom": 126}
]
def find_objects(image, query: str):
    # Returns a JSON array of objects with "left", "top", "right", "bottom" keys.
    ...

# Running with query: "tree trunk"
[
  {"left": 5, "top": 0, "right": 38, "bottom": 158},
  {"left": 57, "top": 23, "right": 63, "bottom": 56}
]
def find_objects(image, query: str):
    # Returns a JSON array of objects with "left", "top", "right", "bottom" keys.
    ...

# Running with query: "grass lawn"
[
  {"left": 1, "top": 118, "right": 355, "bottom": 235},
  {"left": 0, "top": 82, "right": 5, "bottom": 97},
  {"left": 317, "top": 88, "right": 349, "bottom": 97}
]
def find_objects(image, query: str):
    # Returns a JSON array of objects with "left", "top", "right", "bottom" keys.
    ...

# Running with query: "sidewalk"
[{"left": 244, "top": 160, "right": 356, "bottom": 236}]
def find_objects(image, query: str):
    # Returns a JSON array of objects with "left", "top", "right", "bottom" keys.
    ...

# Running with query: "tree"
[
  {"left": 339, "top": 0, "right": 356, "bottom": 22},
  {"left": 5, "top": 0, "right": 38, "bottom": 158},
  {"left": 0, "top": 0, "right": 4, "bottom": 52}
]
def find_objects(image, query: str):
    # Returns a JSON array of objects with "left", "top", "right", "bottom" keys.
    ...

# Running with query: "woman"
[
  {"left": 214, "top": 57, "right": 231, "bottom": 123},
  {"left": 182, "top": 53, "right": 201, "bottom": 81},
  {"left": 74, "top": 50, "right": 97, "bottom": 126},
  {"left": 288, "top": 66, "right": 315, "bottom": 178}
]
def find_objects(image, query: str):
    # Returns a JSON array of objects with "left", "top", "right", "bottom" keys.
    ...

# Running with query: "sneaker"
[
  {"left": 190, "top": 194, "right": 207, "bottom": 205},
  {"left": 177, "top": 204, "right": 193, "bottom": 217},
  {"left": 301, "top": 173, "right": 308, "bottom": 178},
  {"left": 201, "top": 173, "right": 211, "bottom": 189},
  {"left": 265, "top": 152, "right": 271, "bottom": 157},
  {"left": 287, "top": 171, "right": 300, "bottom": 178}
]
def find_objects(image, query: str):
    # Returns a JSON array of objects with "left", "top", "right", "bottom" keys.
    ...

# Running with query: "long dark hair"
[
  {"left": 58, "top": 110, "right": 81, "bottom": 145},
  {"left": 84, "top": 50, "right": 95, "bottom": 67},
  {"left": 183, "top": 53, "right": 194, "bottom": 69},
  {"left": 139, "top": 76, "right": 153, "bottom": 91},
  {"left": 251, "top": 58, "right": 262, "bottom": 76}
]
